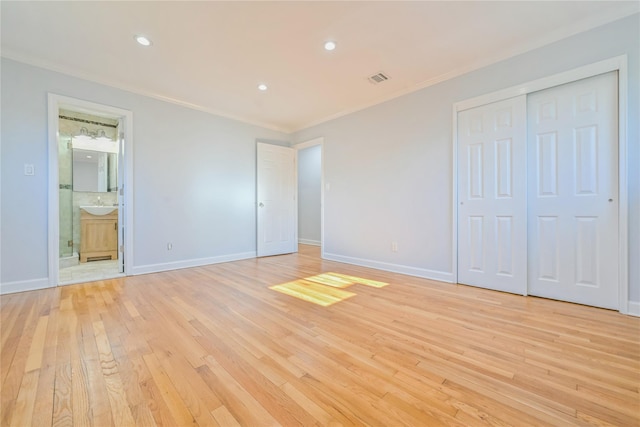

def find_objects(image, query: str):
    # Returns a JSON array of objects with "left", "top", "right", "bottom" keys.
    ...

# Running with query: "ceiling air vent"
[{"left": 368, "top": 72, "right": 390, "bottom": 84}]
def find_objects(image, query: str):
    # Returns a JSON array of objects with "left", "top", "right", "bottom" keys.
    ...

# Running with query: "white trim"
[
  {"left": 451, "top": 105, "right": 459, "bottom": 285},
  {"left": 324, "top": 252, "right": 454, "bottom": 283},
  {"left": 628, "top": 301, "right": 640, "bottom": 317},
  {"left": 295, "top": 138, "right": 325, "bottom": 255},
  {"left": 4, "top": 52, "right": 288, "bottom": 134},
  {"left": 293, "top": 137, "right": 324, "bottom": 150},
  {"left": 47, "top": 94, "right": 134, "bottom": 287},
  {"left": 291, "top": 12, "right": 638, "bottom": 132},
  {"left": 455, "top": 56, "right": 627, "bottom": 112},
  {"left": 0, "top": 278, "right": 50, "bottom": 295},
  {"left": 131, "top": 252, "right": 256, "bottom": 276},
  {"left": 47, "top": 95, "right": 60, "bottom": 289},
  {"left": 298, "top": 239, "right": 321, "bottom": 247},
  {"left": 294, "top": 149, "right": 299, "bottom": 254},
  {"left": 617, "top": 57, "right": 629, "bottom": 314},
  {"left": 452, "top": 55, "right": 629, "bottom": 313},
  {"left": 3, "top": 8, "right": 636, "bottom": 134}
]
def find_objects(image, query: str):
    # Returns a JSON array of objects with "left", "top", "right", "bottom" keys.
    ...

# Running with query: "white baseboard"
[
  {"left": 0, "top": 277, "right": 51, "bottom": 295},
  {"left": 299, "top": 239, "right": 321, "bottom": 246},
  {"left": 627, "top": 301, "right": 640, "bottom": 317},
  {"left": 322, "top": 252, "right": 454, "bottom": 283},
  {"left": 131, "top": 251, "right": 256, "bottom": 276}
]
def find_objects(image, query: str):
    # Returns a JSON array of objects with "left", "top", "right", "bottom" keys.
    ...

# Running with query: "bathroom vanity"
[{"left": 79, "top": 206, "right": 118, "bottom": 262}]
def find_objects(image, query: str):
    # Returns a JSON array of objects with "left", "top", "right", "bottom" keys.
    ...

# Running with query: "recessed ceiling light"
[
  {"left": 258, "top": 84, "right": 268, "bottom": 91},
  {"left": 324, "top": 41, "right": 336, "bottom": 51},
  {"left": 135, "top": 35, "right": 152, "bottom": 46}
]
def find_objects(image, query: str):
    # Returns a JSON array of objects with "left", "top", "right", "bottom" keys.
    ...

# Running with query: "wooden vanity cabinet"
[{"left": 80, "top": 209, "right": 118, "bottom": 262}]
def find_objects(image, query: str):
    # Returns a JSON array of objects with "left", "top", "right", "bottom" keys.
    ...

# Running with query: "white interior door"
[
  {"left": 257, "top": 143, "right": 297, "bottom": 257},
  {"left": 457, "top": 95, "right": 527, "bottom": 294},
  {"left": 527, "top": 72, "right": 619, "bottom": 309}
]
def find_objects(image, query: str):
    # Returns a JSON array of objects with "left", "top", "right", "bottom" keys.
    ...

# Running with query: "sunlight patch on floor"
[
  {"left": 270, "top": 272, "right": 388, "bottom": 306},
  {"left": 270, "top": 280, "right": 356, "bottom": 306},
  {"left": 323, "top": 272, "right": 388, "bottom": 288}
]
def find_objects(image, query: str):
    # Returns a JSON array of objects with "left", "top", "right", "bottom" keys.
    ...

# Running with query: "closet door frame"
[{"left": 452, "top": 55, "right": 629, "bottom": 313}]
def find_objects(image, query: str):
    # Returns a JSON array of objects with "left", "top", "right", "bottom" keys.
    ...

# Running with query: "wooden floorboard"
[{"left": 1, "top": 245, "right": 639, "bottom": 426}]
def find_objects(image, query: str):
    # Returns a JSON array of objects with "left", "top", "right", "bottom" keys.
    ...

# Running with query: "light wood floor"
[{"left": 2, "top": 245, "right": 639, "bottom": 426}]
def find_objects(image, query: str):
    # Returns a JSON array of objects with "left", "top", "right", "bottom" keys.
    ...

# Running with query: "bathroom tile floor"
[{"left": 59, "top": 259, "right": 124, "bottom": 285}]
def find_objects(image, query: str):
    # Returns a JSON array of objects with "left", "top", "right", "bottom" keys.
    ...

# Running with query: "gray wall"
[
  {"left": 293, "top": 14, "right": 640, "bottom": 302},
  {"left": 1, "top": 59, "right": 289, "bottom": 288},
  {"left": 297, "top": 144, "right": 322, "bottom": 245}
]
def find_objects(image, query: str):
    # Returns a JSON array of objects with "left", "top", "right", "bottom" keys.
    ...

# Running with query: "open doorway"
[
  {"left": 296, "top": 138, "right": 323, "bottom": 249},
  {"left": 48, "top": 94, "right": 133, "bottom": 286}
]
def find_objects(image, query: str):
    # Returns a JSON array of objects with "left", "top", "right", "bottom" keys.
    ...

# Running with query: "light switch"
[{"left": 24, "top": 164, "right": 35, "bottom": 176}]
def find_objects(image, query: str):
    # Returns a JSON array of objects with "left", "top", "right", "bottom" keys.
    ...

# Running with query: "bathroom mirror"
[{"left": 72, "top": 149, "right": 118, "bottom": 192}]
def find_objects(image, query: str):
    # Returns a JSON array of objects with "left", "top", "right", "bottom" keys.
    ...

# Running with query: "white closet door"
[
  {"left": 458, "top": 96, "right": 527, "bottom": 294},
  {"left": 527, "top": 72, "right": 618, "bottom": 309}
]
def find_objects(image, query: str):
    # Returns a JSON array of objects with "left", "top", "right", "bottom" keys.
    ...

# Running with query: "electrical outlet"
[
  {"left": 167, "top": 243, "right": 173, "bottom": 250},
  {"left": 391, "top": 242, "right": 398, "bottom": 252}
]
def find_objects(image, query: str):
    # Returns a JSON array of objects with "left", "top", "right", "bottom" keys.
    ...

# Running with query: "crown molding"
[{"left": 1, "top": 50, "right": 292, "bottom": 134}]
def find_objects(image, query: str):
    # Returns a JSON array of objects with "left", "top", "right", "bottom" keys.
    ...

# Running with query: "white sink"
[{"left": 80, "top": 206, "right": 117, "bottom": 215}]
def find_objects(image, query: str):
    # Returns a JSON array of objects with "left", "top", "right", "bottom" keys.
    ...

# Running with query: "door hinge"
[
  {"left": 67, "top": 142, "right": 72, "bottom": 149},
  {"left": 119, "top": 132, "right": 124, "bottom": 140},
  {"left": 119, "top": 188, "right": 123, "bottom": 196},
  {"left": 119, "top": 245, "right": 124, "bottom": 253},
  {"left": 67, "top": 240, "right": 73, "bottom": 247}
]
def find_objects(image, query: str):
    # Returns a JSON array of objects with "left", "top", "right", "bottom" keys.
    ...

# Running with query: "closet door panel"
[
  {"left": 527, "top": 71, "right": 619, "bottom": 309},
  {"left": 457, "top": 95, "right": 527, "bottom": 294}
]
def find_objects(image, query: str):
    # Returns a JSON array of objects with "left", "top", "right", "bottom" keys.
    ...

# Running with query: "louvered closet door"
[
  {"left": 457, "top": 95, "right": 527, "bottom": 294},
  {"left": 527, "top": 72, "right": 619, "bottom": 309}
]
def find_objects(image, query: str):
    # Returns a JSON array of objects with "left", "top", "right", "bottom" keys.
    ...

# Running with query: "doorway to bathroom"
[{"left": 48, "top": 94, "right": 133, "bottom": 286}]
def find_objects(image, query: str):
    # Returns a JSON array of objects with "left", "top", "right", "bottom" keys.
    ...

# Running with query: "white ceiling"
[{"left": 2, "top": 1, "right": 637, "bottom": 133}]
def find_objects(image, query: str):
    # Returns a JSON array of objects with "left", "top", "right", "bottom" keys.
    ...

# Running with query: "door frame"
[
  {"left": 47, "top": 94, "right": 134, "bottom": 286},
  {"left": 294, "top": 137, "right": 325, "bottom": 255},
  {"left": 452, "top": 55, "right": 629, "bottom": 313}
]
